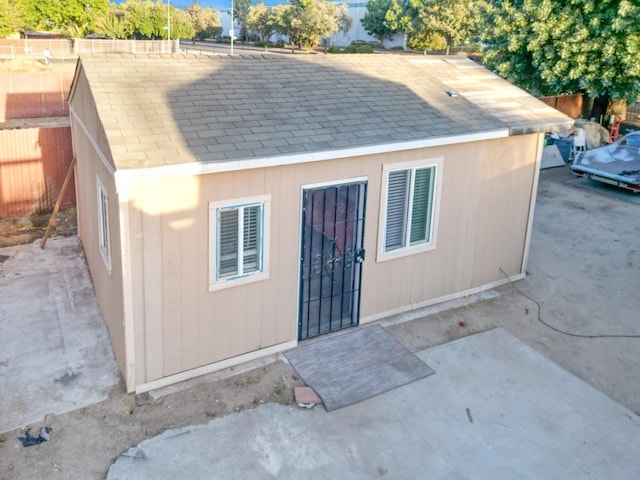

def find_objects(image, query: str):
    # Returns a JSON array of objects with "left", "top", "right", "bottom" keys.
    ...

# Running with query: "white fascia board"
[
  {"left": 114, "top": 129, "right": 509, "bottom": 183},
  {"left": 69, "top": 106, "right": 116, "bottom": 177}
]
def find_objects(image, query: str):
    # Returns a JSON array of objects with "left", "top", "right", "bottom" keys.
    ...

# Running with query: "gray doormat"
[{"left": 284, "top": 324, "right": 435, "bottom": 411}]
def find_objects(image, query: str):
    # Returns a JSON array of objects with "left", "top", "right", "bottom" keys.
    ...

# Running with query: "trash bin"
[{"left": 554, "top": 138, "right": 572, "bottom": 163}]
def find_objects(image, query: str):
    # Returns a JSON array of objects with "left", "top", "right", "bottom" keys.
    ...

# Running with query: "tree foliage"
[
  {"left": 187, "top": 3, "right": 222, "bottom": 43},
  {"left": 0, "top": 0, "right": 25, "bottom": 37},
  {"left": 15, "top": 0, "right": 110, "bottom": 37},
  {"left": 408, "top": 0, "right": 478, "bottom": 54},
  {"left": 360, "top": 0, "right": 395, "bottom": 43},
  {"left": 93, "top": 1, "right": 196, "bottom": 40},
  {"left": 481, "top": 0, "right": 640, "bottom": 102},
  {"left": 95, "top": 10, "right": 127, "bottom": 39},
  {"left": 246, "top": 3, "right": 279, "bottom": 48},
  {"left": 233, "top": 0, "right": 253, "bottom": 42},
  {"left": 361, "top": 0, "right": 479, "bottom": 53},
  {"left": 276, "top": 0, "right": 352, "bottom": 49}
]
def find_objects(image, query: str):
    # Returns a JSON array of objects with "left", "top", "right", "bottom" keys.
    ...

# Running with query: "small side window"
[{"left": 96, "top": 177, "right": 111, "bottom": 272}]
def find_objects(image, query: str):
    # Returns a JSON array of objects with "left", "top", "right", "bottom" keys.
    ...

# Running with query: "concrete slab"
[
  {"left": 0, "top": 237, "right": 120, "bottom": 434},
  {"left": 107, "top": 329, "right": 640, "bottom": 479},
  {"left": 566, "top": 176, "right": 640, "bottom": 204}
]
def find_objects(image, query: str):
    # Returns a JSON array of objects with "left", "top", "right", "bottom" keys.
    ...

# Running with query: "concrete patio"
[
  {"left": 107, "top": 328, "right": 640, "bottom": 479},
  {"left": 0, "top": 237, "right": 120, "bottom": 434}
]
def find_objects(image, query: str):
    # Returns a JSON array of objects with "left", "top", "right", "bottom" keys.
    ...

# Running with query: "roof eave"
[
  {"left": 509, "top": 120, "right": 574, "bottom": 136},
  {"left": 114, "top": 128, "right": 510, "bottom": 184}
]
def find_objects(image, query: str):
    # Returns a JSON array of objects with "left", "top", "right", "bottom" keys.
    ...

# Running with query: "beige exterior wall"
[
  {"left": 124, "top": 133, "right": 541, "bottom": 387},
  {"left": 70, "top": 98, "right": 126, "bottom": 378}
]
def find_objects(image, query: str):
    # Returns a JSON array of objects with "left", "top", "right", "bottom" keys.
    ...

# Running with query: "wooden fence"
[
  {"left": 539, "top": 94, "right": 583, "bottom": 118},
  {"left": 0, "top": 39, "right": 179, "bottom": 59}
]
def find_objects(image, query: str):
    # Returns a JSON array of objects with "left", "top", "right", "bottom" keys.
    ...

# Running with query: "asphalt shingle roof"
[{"left": 74, "top": 53, "right": 572, "bottom": 170}]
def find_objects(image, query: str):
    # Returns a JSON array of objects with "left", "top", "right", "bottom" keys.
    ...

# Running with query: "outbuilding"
[{"left": 68, "top": 53, "right": 571, "bottom": 393}]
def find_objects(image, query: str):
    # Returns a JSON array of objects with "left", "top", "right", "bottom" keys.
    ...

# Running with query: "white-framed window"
[
  {"left": 377, "top": 158, "right": 442, "bottom": 261},
  {"left": 96, "top": 176, "right": 112, "bottom": 272},
  {"left": 209, "top": 194, "right": 270, "bottom": 291}
]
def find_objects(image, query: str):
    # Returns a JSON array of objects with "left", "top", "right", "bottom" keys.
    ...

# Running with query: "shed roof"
[{"left": 71, "top": 53, "right": 572, "bottom": 171}]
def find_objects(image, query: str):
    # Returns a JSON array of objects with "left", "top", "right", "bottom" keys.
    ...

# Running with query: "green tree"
[
  {"left": 361, "top": 0, "right": 396, "bottom": 43},
  {"left": 95, "top": 9, "right": 127, "bottom": 39},
  {"left": 118, "top": 0, "right": 193, "bottom": 40},
  {"left": 481, "top": 0, "right": 640, "bottom": 107},
  {"left": 410, "top": 0, "right": 478, "bottom": 54},
  {"left": 171, "top": 7, "right": 195, "bottom": 40},
  {"left": 121, "top": 0, "right": 156, "bottom": 38},
  {"left": 16, "top": 0, "right": 110, "bottom": 36},
  {"left": 246, "top": 3, "right": 279, "bottom": 49},
  {"left": 233, "top": 0, "right": 253, "bottom": 43},
  {"left": 0, "top": 0, "right": 25, "bottom": 37},
  {"left": 276, "top": 0, "right": 352, "bottom": 50},
  {"left": 187, "top": 3, "right": 221, "bottom": 43},
  {"left": 381, "top": 0, "right": 479, "bottom": 54}
]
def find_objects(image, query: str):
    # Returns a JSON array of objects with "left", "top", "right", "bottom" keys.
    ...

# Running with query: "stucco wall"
[{"left": 0, "top": 126, "right": 75, "bottom": 216}]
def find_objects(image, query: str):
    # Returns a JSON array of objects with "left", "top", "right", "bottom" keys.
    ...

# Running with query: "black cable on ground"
[{"left": 499, "top": 267, "right": 640, "bottom": 339}]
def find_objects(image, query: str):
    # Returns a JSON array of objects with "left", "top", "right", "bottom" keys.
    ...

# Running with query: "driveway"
[{"left": 107, "top": 328, "right": 640, "bottom": 479}]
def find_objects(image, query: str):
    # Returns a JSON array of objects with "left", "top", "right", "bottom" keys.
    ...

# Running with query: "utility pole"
[
  {"left": 230, "top": 0, "right": 234, "bottom": 56},
  {"left": 168, "top": 0, "right": 171, "bottom": 53}
]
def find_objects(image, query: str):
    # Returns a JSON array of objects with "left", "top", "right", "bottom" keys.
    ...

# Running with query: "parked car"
[{"left": 571, "top": 131, "right": 640, "bottom": 193}]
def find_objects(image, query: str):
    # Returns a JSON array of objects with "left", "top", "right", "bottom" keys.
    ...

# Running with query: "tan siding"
[
  {"left": 70, "top": 117, "right": 125, "bottom": 377},
  {"left": 125, "top": 134, "right": 539, "bottom": 386},
  {"left": 362, "top": 135, "right": 537, "bottom": 319},
  {"left": 128, "top": 199, "right": 146, "bottom": 385},
  {"left": 142, "top": 206, "right": 164, "bottom": 380}
]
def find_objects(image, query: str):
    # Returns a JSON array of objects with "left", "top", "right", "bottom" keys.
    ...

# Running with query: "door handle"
[{"left": 355, "top": 249, "right": 365, "bottom": 264}]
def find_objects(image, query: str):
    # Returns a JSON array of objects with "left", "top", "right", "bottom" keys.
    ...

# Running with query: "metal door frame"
[{"left": 297, "top": 177, "right": 367, "bottom": 341}]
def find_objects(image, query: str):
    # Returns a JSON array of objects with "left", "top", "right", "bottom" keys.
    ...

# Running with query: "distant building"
[{"left": 218, "top": 1, "right": 405, "bottom": 48}]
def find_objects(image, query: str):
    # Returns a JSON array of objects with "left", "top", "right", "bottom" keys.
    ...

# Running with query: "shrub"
[
  {"left": 391, "top": 45, "right": 404, "bottom": 50},
  {"left": 344, "top": 45, "right": 358, "bottom": 53},
  {"left": 350, "top": 40, "right": 367, "bottom": 46},
  {"left": 274, "top": 40, "right": 286, "bottom": 48},
  {"left": 356, "top": 45, "right": 374, "bottom": 54},
  {"left": 255, "top": 41, "right": 265, "bottom": 48},
  {"left": 328, "top": 46, "right": 342, "bottom": 54}
]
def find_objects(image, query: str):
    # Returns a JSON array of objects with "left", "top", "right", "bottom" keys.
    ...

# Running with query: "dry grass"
[{"left": 0, "top": 58, "right": 74, "bottom": 72}]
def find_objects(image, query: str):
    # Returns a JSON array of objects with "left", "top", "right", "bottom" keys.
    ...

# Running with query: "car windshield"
[{"left": 622, "top": 135, "right": 640, "bottom": 147}]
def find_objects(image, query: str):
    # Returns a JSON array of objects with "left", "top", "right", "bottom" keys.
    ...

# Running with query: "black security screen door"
[{"left": 299, "top": 181, "right": 366, "bottom": 340}]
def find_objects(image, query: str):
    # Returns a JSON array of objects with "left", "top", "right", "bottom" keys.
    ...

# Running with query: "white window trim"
[
  {"left": 96, "top": 176, "right": 112, "bottom": 273},
  {"left": 209, "top": 194, "right": 271, "bottom": 292},
  {"left": 377, "top": 157, "right": 443, "bottom": 262}
]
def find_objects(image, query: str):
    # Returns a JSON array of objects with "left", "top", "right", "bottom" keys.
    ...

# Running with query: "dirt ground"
[
  {"left": 0, "top": 58, "right": 76, "bottom": 73},
  {"left": 0, "top": 166, "right": 638, "bottom": 479},
  {"left": 0, "top": 208, "right": 78, "bottom": 248}
]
